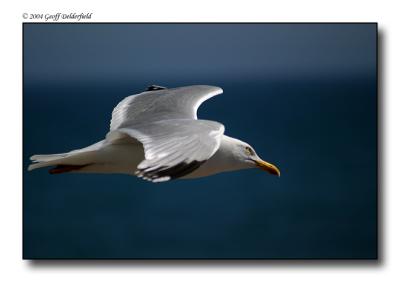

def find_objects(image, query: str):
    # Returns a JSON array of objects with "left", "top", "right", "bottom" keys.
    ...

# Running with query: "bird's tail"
[
  {"left": 28, "top": 141, "right": 104, "bottom": 174},
  {"left": 28, "top": 153, "right": 69, "bottom": 171},
  {"left": 28, "top": 152, "right": 95, "bottom": 174}
]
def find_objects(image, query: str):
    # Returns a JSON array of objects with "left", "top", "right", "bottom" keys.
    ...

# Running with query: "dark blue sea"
[{"left": 23, "top": 23, "right": 377, "bottom": 259}]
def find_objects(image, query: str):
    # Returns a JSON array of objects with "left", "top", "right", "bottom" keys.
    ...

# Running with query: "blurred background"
[{"left": 23, "top": 23, "right": 377, "bottom": 259}]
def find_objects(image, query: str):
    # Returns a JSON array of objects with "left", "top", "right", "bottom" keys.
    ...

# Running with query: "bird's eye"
[{"left": 245, "top": 146, "right": 253, "bottom": 156}]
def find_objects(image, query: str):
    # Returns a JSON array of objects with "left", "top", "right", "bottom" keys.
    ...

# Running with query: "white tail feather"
[
  {"left": 28, "top": 140, "right": 105, "bottom": 172},
  {"left": 28, "top": 161, "right": 54, "bottom": 171},
  {"left": 30, "top": 154, "right": 69, "bottom": 163},
  {"left": 28, "top": 150, "right": 98, "bottom": 171}
]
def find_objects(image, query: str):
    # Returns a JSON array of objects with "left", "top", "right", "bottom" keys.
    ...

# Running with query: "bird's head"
[{"left": 227, "top": 137, "right": 280, "bottom": 177}]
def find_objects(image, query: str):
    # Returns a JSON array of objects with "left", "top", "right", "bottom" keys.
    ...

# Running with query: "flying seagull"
[{"left": 28, "top": 85, "right": 280, "bottom": 182}]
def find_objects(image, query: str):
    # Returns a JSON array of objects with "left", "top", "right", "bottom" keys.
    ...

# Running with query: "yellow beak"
[{"left": 255, "top": 159, "right": 280, "bottom": 177}]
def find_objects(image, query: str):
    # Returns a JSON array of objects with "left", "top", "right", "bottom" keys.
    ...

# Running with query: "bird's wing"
[
  {"left": 110, "top": 85, "right": 222, "bottom": 131},
  {"left": 106, "top": 119, "right": 225, "bottom": 182}
]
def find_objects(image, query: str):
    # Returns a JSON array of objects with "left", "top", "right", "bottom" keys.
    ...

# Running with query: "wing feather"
[
  {"left": 107, "top": 85, "right": 224, "bottom": 182},
  {"left": 110, "top": 85, "right": 222, "bottom": 130},
  {"left": 107, "top": 119, "right": 225, "bottom": 182}
]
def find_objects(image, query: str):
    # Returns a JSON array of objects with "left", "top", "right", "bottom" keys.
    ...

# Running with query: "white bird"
[{"left": 28, "top": 85, "right": 280, "bottom": 182}]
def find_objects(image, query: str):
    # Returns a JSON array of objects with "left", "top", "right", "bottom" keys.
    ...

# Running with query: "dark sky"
[{"left": 23, "top": 23, "right": 377, "bottom": 259}]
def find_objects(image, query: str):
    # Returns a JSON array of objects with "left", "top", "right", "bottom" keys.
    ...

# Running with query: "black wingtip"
[
  {"left": 146, "top": 85, "right": 167, "bottom": 91},
  {"left": 136, "top": 160, "right": 205, "bottom": 181}
]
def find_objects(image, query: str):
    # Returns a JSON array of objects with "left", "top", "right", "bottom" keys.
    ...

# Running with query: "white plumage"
[{"left": 28, "top": 85, "right": 280, "bottom": 182}]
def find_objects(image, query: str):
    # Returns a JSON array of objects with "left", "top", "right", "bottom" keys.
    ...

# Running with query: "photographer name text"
[{"left": 23, "top": 12, "right": 93, "bottom": 21}]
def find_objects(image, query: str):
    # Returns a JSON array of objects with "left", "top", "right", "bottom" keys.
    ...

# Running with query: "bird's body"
[{"left": 28, "top": 85, "right": 280, "bottom": 182}]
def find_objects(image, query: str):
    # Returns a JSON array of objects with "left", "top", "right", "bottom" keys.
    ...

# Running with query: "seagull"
[{"left": 28, "top": 85, "right": 280, "bottom": 182}]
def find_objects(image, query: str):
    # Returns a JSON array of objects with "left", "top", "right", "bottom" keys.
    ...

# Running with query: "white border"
[{"left": 1, "top": 0, "right": 398, "bottom": 281}]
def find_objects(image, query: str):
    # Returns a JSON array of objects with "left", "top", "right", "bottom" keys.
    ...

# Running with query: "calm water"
[{"left": 23, "top": 24, "right": 377, "bottom": 258}]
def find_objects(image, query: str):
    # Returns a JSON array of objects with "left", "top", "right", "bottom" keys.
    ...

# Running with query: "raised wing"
[
  {"left": 110, "top": 85, "right": 222, "bottom": 131},
  {"left": 106, "top": 119, "right": 225, "bottom": 182}
]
